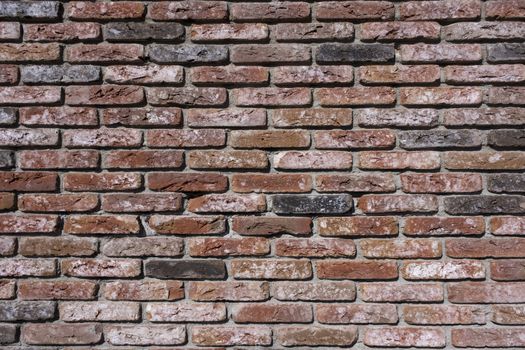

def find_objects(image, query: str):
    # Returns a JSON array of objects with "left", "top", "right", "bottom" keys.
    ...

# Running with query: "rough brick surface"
[{"left": 0, "top": 1, "right": 524, "bottom": 348}]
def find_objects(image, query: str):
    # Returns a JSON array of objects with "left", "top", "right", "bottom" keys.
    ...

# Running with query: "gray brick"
[
  {"left": 0, "top": 324, "right": 16, "bottom": 344},
  {"left": 104, "top": 23, "right": 185, "bottom": 42},
  {"left": 399, "top": 130, "right": 482, "bottom": 149},
  {"left": 0, "top": 151, "right": 14, "bottom": 169},
  {"left": 316, "top": 44, "right": 394, "bottom": 64},
  {"left": 145, "top": 259, "right": 226, "bottom": 279},
  {"left": 487, "top": 43, "right": 525, "bottom": 62},
  {"left": 272, "top": 194, "right": 353, "bottom": 214},
  {"left": 0, "top": 1, "right": 59, "bottom": 20},
  {"left": 21, "top": 65, "right": 100, "bottom": 84},
  {"left": 488, "top": 129, "right": 525, "bottom": 149},
  {"left": 445, "top": 195, "right": 525, "bottom": 215},
  {"left": 0, "top": 108, "right": 16, "bottom": 125},
  {"left": 148, "top": 44, "right": 228, "bottom": 64},
  {"left": 488, "top": 174, "right": 525, "bottom": 193},
  {"left": 0, "top": 301, "right": 55, "bottom": 321}
]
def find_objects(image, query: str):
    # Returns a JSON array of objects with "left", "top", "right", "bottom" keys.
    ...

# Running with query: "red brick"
[
  {"left": 360, "top": 21, "right": 440, "bottom": 42},
  {"left": 315, "top": 130, "right": 395, "bottom": 149},
  {"left": 104, "top": 150, "right": 183, "bottom": 170},
  {"left": 486, "top": 0, "right": 525, "bottom": 19},
  {"left": 104, "top": 65, "right": 183, "bottom": 85},
  {"left": 402, "top": 260, "right": 485, "bottom": 280},
  {"left": 400, "top": 0, "right": 480, "bottom": 20},
  {"left": 24, "top": 23, "right": 100, "bottom": 42},
  {"left": 147, "top": 172, "right": 228, "bottom": 192},
  {"left": 23, "top": 323, "right": 102, "bottom": 345},
  {"left": 0, "top": 86, "right": 61, "bottom": 105},
  {"left": 0, "top": 171, "right": 57, "bottom": 192},
  {"left": 445, "top": 151, "right": 525, "bottom": 170},
  {"left": 443, "top": 107, "right": 525, "bottom": 126},
  {"left": 446, "top": 64, "right": 525, "bottom": 84},
  {"left": 272, "top": 281, "right": 355, "bottom": 301},
  {"left": 276, "top": 238, "right": 356, "bottom": 257},
  {"left": 0, "top": 214, "right": 58, "bottom": 234},
  {"left": 361, "top": 239, "right": 441, "bottom": 259},
  {"left": 230, "top": 130, "right": 310, "bottom": 149},
  {"left": 231, "top": 2, "right": 310, "bottom": 22},
  {"left": 358, "top": 194, "right": 438, "bottom": 213},
  {"left": 19, "top": 107, "right": 98, "bottom": 127},
  {"left": 189, "top": 281, "right": 269, "bottom": 301},
  {"left": 400, "top": 87, "right": 483, "bottom": 106},
  {"left": 63, "top": 173, "right": 142, "bottom": 192},
  {"left": 359, "top": 151, "right": 440, "bottom": 170},
  {"left": 147, "top": 87, "right": 227, "bottom": 106},
  {"left": 274, "top": 151, "right": 352, "bottom": 170},
  {"left": 488, "top": 86, "right": 525, "bottom": 105},
  {"left": 62, "top": 258, "right": 141, "bottom": 278},
  {"left": 448, "top": 282, "right": 525, "bottom": 303},
  {"left": 64, "top": 215, "right": 140, "bottom": 235},
  {"left": 0, "top": 43, "right": 60, "bottom": 62},
  {"left": 401, "top": 173, "right": 482, "bottom": 193},
  {"left": 1, "top": 238, "right": 17, "bottom": 256},
  {"left": 360, "top": 282, "right": 444, "bottom": 302},
  {"left": 19, "top": 280, "right": 97, "bottom": 300},
  {"left": 101, "top": 107, "right": 181, "bottom": 127},
  {"left": 274, "top": 65, "right": 353, "bottom": 85},
  {"left": 19, "top": 236, "right": 97, "bottom": 257},
  {"left": 444, "top": 22, "right": 525, "bottom": 42},
  {"left": 364, "top": 327, "right": 446, "bottom": 348},
  {"left": 275, "top": 22, "right": 354, "bottom": 42},
  {"left": 0, "top": 280, "right": 15, "bottom": 298},
  {"left": 65, "top": 44, "right": 144, "bottom": 63},
  {"left": 149, "top": 1, "right": 228, "bottom": 21},
  {"left": 146, "top": 302, "right": 226, "bottom": 322},
  {"left": 191, "top": 66, "right": 268, "bottom": 85},
  {"left": 316, "top": 87, "right": 396, "bottom": 106},
  {"left": 490, "top": 260, "right": 525, "bottom": 281},
  {"left": 359, "top": 65, "right": 440, "bottom": 84},
  {"left": 191, "top": 23, "right": 269, "bottom": 42},
  {"left": 452, "top": 328, "right": 525, "bottom": 348},
  {"left": 65, "top": 85, "right": 144, "bottom": 105},
  {"left": 0, "top": 65, "right": 17, "bottom": 84},
  {"left": 446, "top": 238, "right": 525, "bottom": 258},
  {"left": 0, "top": 193, "right": 14, "bottom": 211},
  {"left": 189, "top": 237, "right": 269, "bottom": 257},
  {"left": 317, "top": 304, "right": 398, "bottom": 324},
  {"left": 66, "top": 1, "right": 145, "bottom": 20},
  {"left": 232, "top": 216, "right": 311, "bottom": 236},
  {"left": 317, "top": 1, "right": 394, "bottom": 20},
  {"left": 232, "top": 173, "right": 312, "bottom": 193},
  {"left": 231, "top": 259, "right": 312, "bottom": 280},
  {"left": 272, "top": 108, "right": 352, "bottom": 128},
  {"left": 404, "top": 216, "right": 485, "bottom": 236},
  {"left": 19, "top": 194, "right": 98, "bottom": 212},
  {"left": 188, "top": 150, "right": 268, "bottom": 169},
  {"left": 102, "top": 193, "right": 182, "bottom": 213},
  {"left": 192, "top": 326, "right": 271, "bottom": 346},
  {"left": 400, "top": 43, "right": 482, "bottom": 63},
  {"left": 316, "top": 173, "right": 395, "bottom": 193},
  {"left": 317, "top": 260, "right": 398, "bottom": 280},
  {"left": 404, "top": 305, "right": 486, "bottom": 325},
  {"left": 318, "top": 216, "right": 398, "bottom": 237},
  {"left": 187, "top": 108, "right": 266, "bottom": 128},
  {"left": 0, "top": 128, "right": 59, "bottom": 147},
  {"left": 493, "top": 305, "right": 525, "bottom": 324},
  {"left": 491, "top": 216, "right": 525, "bottom": 235},
  {"left": 188, "top": 194, "right": 266, "bottom": 213},
  {"left": 232, "top": 303, "right": 312, "bottom": 323},
  {"left": 277, "top": 326, "right": 358, "bottom": 347},
  {"left": 103, "top": 280, "right": 184, "bottom": 301},
  {"left": 233, "top": 87, "right": 311, "bottom": 107}
]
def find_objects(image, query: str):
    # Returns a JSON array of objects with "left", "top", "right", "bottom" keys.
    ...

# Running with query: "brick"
[
  {"left": 192, "top": 66, "right": 268, "bottom": 86},
  {"left": 65, "top": 85, "right": 144, "bottom": 106},
  {"left": 234, "top": 87, "right": 311, "bottom": 107},
  {"left": 443, "top": 107, "right": 525, "bottom": 126},
  {"left": 275, "top": 23, "right": 354, "bottom": 42},
  {"left": 189, "top": 109, "right": 265, "bottom": 128},
  {"left": 272, "top": 108, "right": 352, "bottom": 128},
  {"left": 493, "top": 305, "right": 525, "bottom": 324},
  {"left": 189, "top": 194, "right": 266, "bottom": 213},
  {"left": 0, "top": 65, "right": 17, "bottom": 84},
  {"left": 23, "top": 323, "right": 102, "bottom": 345},
  {"left": 232, "top": 44, "right": 310, "bottom": 65},
  {"left": 232, "top": 173, "right": 312, "bottom": 193},
  {"left": 0, "top": 237, "right": 15, "bottom": 256},
  {"left": 63, "top": 173, "right": 142, "bottom": 192},
  {"left": 277, "top": 326, "right": 358, "bottom": 347},
  {"left": 104, "top": 22, "right": 184, "bottom": 42},
  {"left": 447, "top": 238, "right": 525, "bottom": 258},
  {"left": 400, "top": 43, "right": 482, "bottom": 63},
  {"left": 275, "top": 151, "right": 352, "bottom": 170},
  {"left": 0, "top": 2, "right": 59, "bottom": 20},
  {"left": 188, "top": 150, "right": 268, "bottom": 170},
  {"left": 360, "top": 21, "right": 440, "bottom": 42},
  {"left": 360, "top": 282, "right": 443, "bottom": 302},
  {"left": 24, "top": 23, "right": 100, "bottom": 42},
  {"left": 231, "top": 2, "right": 310, "bottom": 22},
  {"left": 315, "top": 129, "right": 396, "bottom": 148},
  {"left": 274, "top": 65, "right": 353, "bottom": 85},
  {"left": 23, "top": 147, "right": 97, "bottom": 171},
  {"left": 491, "top": 216, "right": 525, "bottom": 235},
  {"left": 146, "top": 259, "right": 226, "bottom": 279},
  {"left": 404, "top": 305, "right": 485, "bottom": 325},
  {"left": 364, "top": 327, "right": 446, "bottom": 348},
  {"left": 18, "top": 280, "right": 97, "bottom": 300},
  {"left": 189, "top": 281, "right": 269, "bottom": 301},
  {"left": 488, "top": 174, "right": 525, "bottom": 193},
  {"left": 103, "top": 280, "right": 184, "bottom": 301},
  {"left": 231, "top": 259, "right": 312, "bottom": 280},
  {"left": 0, "top": 214, "right": 57, "bottom": 234},
  {"left": 148, "top": 1, "right": 227, "bottom": 21},
  {"left": 0, "top": 128, "right": 59, "bottom": 147},
  {"left": 189, "top": 237, "right": 269, "bottom": 257},
  {"left": 148, "top": 44, "right": 228, "bottom": 64},
  {"left": 0, "top": 193, "right": 14, "bottom": 211},
  {"left": 446, "top": 64, "right": 525, "bottom": 84},
  {"left": 487, "top": 43, "right": 525, "bottom": 63},
  {"left": 0, "top": 86, "right": 61, "bottom": 105},
  {"left": 102, "top": 237, "right": 184, "bottom": 257},
  {"left": 0, "top": 280, "right": 15, "bottom": 298},
  {"left": 147, "top": 87, "right": 227, "bottom": 107},
  {"left": 0, "top": 151, "right": 13, "bottom": 168},
  {"left": 317, "top": 1, "right": 394, "bottom": 20},
  {"left": 0, "top": 43, "right": 60, "bottom": 62},
  {"left": 444, "top": 21, "right": 525, "bottom": 41},
  {"left": 317, "top": 304, "right": 398, "bottom": 324},
  {"left": 488, "top": 86, "right": 525, "bottom": 105},
  {"left": 105, "top": 324, "right": 185, "bottom": 345},
  {"left": 62, "top": 258, "right": 141, "bottom": 278},
  {"left": 272, "top": 281, "right": 355, "bottom": 301},
  {"left": 276, "top": 238, "right": 355, "bottom": 258},
  {"left": 102, "top": 107, "right": 181, "bottom": 127},
  {"left": 230, "top": 130, "right": 310, "bottom": 148},
  {"left": 318, "top": 216, "right": 398, "bottom": 237},
  {"left": 19, "top": 107, "right": 98, "bottom": 127},
  {"left": 445, "top": 151, "right": 525, "bottom": 170},
  {"left": 316, "top": 87, "right": 396, "bottom": 106},
  {"left": 65, "top": 129, "right": 142, "bottom": 149},
  {"left": 102, "top": 193, "right": 182, "bottom": 213},
  {"left": 316, "top": 173, "right": 395, "bottom": 193},
  {"left": 66, "top": 1, "right": 145, "bottom": 20},
  {"left": 148, "top": 172, "right": 228, "bottom": 192},
  {"left": 233, "top": 303, "right": 312, "bottom": 323},
  {"left": 361, "top": 239, "right": 441, "bottom": 259},
  {"left": 359, "top": 151, "right": 440, "bottom": 170},
  {"left": 404, "top": 216, "right": 485, "bottom": 236},
  {"left": 488, "top": 130, "right": 525, "bottom": 149},
  {"left": 444, "top": 195, "right": 525, "bottom": 215},
  {"left": 0, "top": 259, "right": 56, "bottom": 277},
  {"left": 0, "top": 324, "right": 15, "bottom": 344},
  {"left": 360, "top": 65, "right": 440, "bottom": 85},
  {"left": 0, "top": 301, "right": 54, "bottom": 321},
  {"left": 400, "top": 87, "right": 483, "bottom": 106},
  {"left": 149, "top": 215, "right": 226, "bottom": 235},
  {"left": 317, "top": 260, "right": 398, "bottom": 280},
  {"left": 64, "top": 215, "right": 140, "bottom": 235},
  {"left": 105, "top": 150, "right": 183, "bottom": 169},
  {"left": 0, "top": 22, "right": 19, "bottom": 40},
  {"left": 400, "top": 0, "right": 480, "bottom": 20},
  {"left": 20, "top": 237, "right": 96, "bottom": 257},
  {"left": 358, "top": 108, "right": 439, "bottom": 128},
  {"left": 104, "top": 66, "right": 183, "bottom": 85},
  {"left": 191, "top": 23, "right": 269, "bottom": 42},
  {"left": 273, "top": 194, "right": 352, "bottom": 214},
  {"left": 491, "top": 260, "right": 525, "bottom": 281},
  {"left": 402, "top": 260, "right": 485, "bottom": 280},
  {"left": 193, "top": 326, "right": 271, "bottom": 346},
  {"left": 66, "top": 44, "right": 143, "bottom": 64},
  {"left": 232, "top": 216, "right": 311, "bottom": 236},
  {"left": 487, "top": 0, "right": 525, "bottom": 19},
  {"left": 401, "top": 173, "right": 482, "bottom": 193},
  {"left": 0, "top": 171, "right": 57, "bottom": 192},
  {"left": 316, "top": 43, "right": 394, "bottom": 64},
  {"left": 359, "top": 194, "right": 438, "bottom": 213},
  {"left": 146, "top": 302, "right": 226, "bottom": 322},
  {"left": 60, "top": 301, "right": 139, "bottom": 322},
  {"left": 448, "top": 282, "right": 525, "bottom": 303},
  {"left": 452, "top": 328, "right": 525, "bottom": 348}
]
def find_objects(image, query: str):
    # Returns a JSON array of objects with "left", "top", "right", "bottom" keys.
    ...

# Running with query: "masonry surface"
[{"left": 0, "top": 0, "right": 525, "bottom": 348}]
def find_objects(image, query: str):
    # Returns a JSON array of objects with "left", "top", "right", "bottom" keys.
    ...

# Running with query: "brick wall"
[{"left": 1, "top": 0, "right": 525, "bottom": 347}]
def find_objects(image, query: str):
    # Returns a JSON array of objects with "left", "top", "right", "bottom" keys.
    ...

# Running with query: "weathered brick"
[
  {"left": 60, "top": 301, "right": 140, "bottom": 322},
  {"left": 104, "top": 66, "right": 183, "bottom": 85},
  {"left": 189, "top": 237, "right": 269, "bottom": 257},
  {"left": 317, "top": 260, "right": 398, "bottom": 280},
  {"left": 191, "top": 66, "right": 268, "bottom": 86},
  {"left": 103, "top": 280, "right": 184, "bottom": 301},
  {"left": 400, "top": 43, "right": 482, "bottom": 63},
  {"left": 104, "top": 22, "right": 184, "bottom": 42},
  {"left": 443, "top": 107, "right": 525, "bottom": 126},
  {"left": 188, "top": 108, "right": 266, "bottom": 128},
  {"left": 0, "top": 259, "right": 56, "bottom": 277},
  {"left": 277, "top": 326, "right": 358, "bottom": 347},
  {"left": 404, "top": 216, "right": 485, "bottom": 236},
  {"left": 401, "top": 173, "right": 482, "bottom": 193},
  {"left": 491, "top": 216, "right": 525, "bottom": 236},
  {"left": 0, "top": 128, "right": 59, "bottom": 147},
  {"left": 147, "top": 87, "right": 227, "bottom": 107},
  {"left": 316, "top": 87, "right": 396, "bottom": 106},
  {"left": 364, "top": 327, "right": 446, "bottom": 348},
  {"left": 20, "top": 236, "right": 96, "bottom": 257},
  {"left": 64, "top": 128, "right": 142, "bottom": 148},
  {"left": 359, "top": 151, "right": 440, "bottom": 170},
  {"left": 0, "top": 237, "right": 15, "bottom": 256},
  {"left": 357, "top": 108, "right": 439, "bottom": 128},
  {"left": 145, "top": 259, "right": 226, "bottom": 279},
  {"left": 0, "top": 214, "right": 57, "bottom": 233},
  {"left": 273, "top": 194, "right": 352, "bottom": 214},
  {"left": 24, "top": 23, "right": 100, "bottom": 42},
  {"left": 66, "top": 44, "right": 144, "bottom": 64},
  {"left": 452, "top": 328, "right": 525, "bottom": 348},
  {"left": 487, "top": 0, "right": 525, "bottom": 19},
  {"left": 445, "top": 195, "right": 525, "bottom": 215},
  {"left": 274, "top": 65, "right": 353, "bottom": 85},
  {"left": 148, "top": 172, "right": 228, "bottom": 192},
  {"left": 272, "top": 281, "right": 355, "bottom": 301},
  {"left": 360, "top": 282, "right": 444, "bottom": 302},
  {"left": 318, "top": 216, "right": 398, "bottom": 237},
  {"left": 0, "top": 280, "right": 15, "bottom": 298},
  {"left": 491, "top": 260, "right": 525, "bottom": 281},
  {"left": 315, "top": 129, "right": 396, "bottom": 148},
  {"left": 234, "top": 88, "right": 311, "bottom": 107},
  {"left": 317, "top": 1, "right": 394, "bottom": 20},
  {"left": 360, "top": 64, "right": 440, "bottom": 85},
  {"left": 0, "top": 301, "right": 55, "bottom": 321},
  {"left": 230, "top": 130, "right": 310, "bottom": 148},
  {"left": 402, "top": 260, "right": 485, "bottom": 280},
  {"left": 361, "top": 239, "right": 441, "bottom": 259},
  {"left": 232, "top": 303, "right": 312, "bottom": 323},
  {"left": 190, "top": 281, "right": 269, "bottom": 301},
  {"left": 188, "top": 150, "right": 268, "bottom": 170},
  {"left": 19, "top": 107, "right": 98, "bottom": 127},
  {"left": 102, "top": 237, "right": 184, "bottom": 257},
  {"left": 0, "top": 108, "right": 16, "bottom": 126},
  {"left": 493, "top": 305, "right": 525, "bottom": 324},
  {"left": 0, "top": 43, "right": 60, "bottom": 62},
  {"left": 359, "top": 194, "right": 438, "bottom": 213},
  {"left": 63, "top": 173, "right": 142, "bottom": 192},
  {"left": 316, "top": 173, "right": 395, "bottom": 193},
  {"left": 149, "top": 1, "right": 227, "bottom": 21},
  {"left": 232, "top": 44, "right": 311, "bottom": 65},
  {"left": 102, "top": 193, "right": 182, "bottom": 213},
  {"left": 232, "top": 173, "right": 312, "bottom": 193},
  {"left": 448, "top": 282, "right": 525, "bottom": 303},
  {"left": 446, "top": 64, "right": 525, "bottom": 84},
  {"left": 0, "top": 22, "right": 19, "bottom": 40},
  {"left": 105, "top": 324, "right": 186, "bottom": 346},
  {"left": 193, "top": 326, "right": 271, "bottom": 346},
  {"left": 275, "top": 151, "right": 352, "bottom": 170},
  {"left": 447, "top": 238, "right": 525, "bottom": 258},
  {"left": 0, "top": 65, "right": 17, "bottom": 84},
  {"left": 146, "top": 302, "right": 226, "bottom": 322},
  {"left": 360, "top": 21, "right": 440, "bottom": 42},
  {"left": 444, "top": 21, "right": 525, "bottom": 41},
  {"left": 317, "top": 304, "right": 398, "bottom": 324},
  {"left": 316, "top": 43, "right": 394, "bottom": 64},
  {"left": 272, "top": 108, "right": 352, "bottom": 128},
  {"left": 62, "top": 258, "right": 141, "bottom": 278},
  {"left": 23, "top": 323, "right": 102, "bottom": 345},
  {"left": 400, "top": 0, "right": 480, "bottom": 20},
  {"left": 189, "top": 194, "right": 266, "bottom": 213},
  {"left": 0, "top": 324, "right": 18, "bottom": 344},
  {"left": 231, "top": 259, "right": 312, "bottom": 280},
  {"left": 232, "top": 216, "right": 311, "bottom": 236},
  {"left": 105, "top": 150, "right": 184, "bottom": 169},
  {"left": 0, "top": 193, "right": 14, "bottom": 211},
  {"left": 148, "top": 44, "right": 228, "bottom": 64},
  {"left": 64, "top": 215, "right": 140, "bottom": 235},
  {"left": 0, "top": 86, "right": 61, "bottom": 105},
  {"left": 404, "top": 305, "right": 486, "bottom": 325},
  {"left": 231, "top": 2, "right": 310, "bottom": 22},
  {"left": 488, "top": 174, "right": 525, "bottom": 193},
  {"left": 445, "top": 151, "right": 525, "bottom": 170},
  {"left": 488, "top": 86, "right": 525, "bottom": 105},
  {"left": 18, "top": 280, "right": 97, "bottom": 300},
  {"left": 65, "top": 85, "right": 144, "bottom": 106},
  {"left": 0, "top": 171, "right": 57, "bottom": 192},
  {"left": 276, "top": 238, "right": 355, "bottom": 258},
  {"left": 275, "top": 23, "right": 354, "bottom": 42},
  {"left": 400, "top": 87, "right": 483, "bottom": 106},
  {"left": 148, "top": 215, "right": 226, "bottom": 235},
  {"left": 191, "top": 23, "right": 269, "bottom": 42},
  {"left": 488, "top": 129, "right": 525, "bottom": 149},
  {"left": 66, "top": 1, "right": 145, "bottom": 20},
  {"left": 487, "top": 43, "right": 525, "bottom": 63},
  {"left": 0, "top": 2, "right": 60, "bottom": 20}
]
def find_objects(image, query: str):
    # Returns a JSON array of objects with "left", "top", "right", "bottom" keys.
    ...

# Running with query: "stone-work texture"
[{"left": 0, "top": 0, "right": 524, "bottom": 348}]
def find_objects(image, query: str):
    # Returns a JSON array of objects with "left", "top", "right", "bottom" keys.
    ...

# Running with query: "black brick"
[
  {"left": 488, "top": 174, "right": 525, "bottom": 193},
  {"left": 488, "top": 129, "right": 525, "bottom": 149},
  {"left": 104, "top": 23, "right": 185, "bottom": 42},
  {"left": 145, "top": 259, "right": 226, "bottom": 279},
  {"left": 272, "top": 194, "right": 353, "bottom": 214},
  {"left": 444, "top": 195, "right": 525, "bottom": 215},
  {"left": 316, "top": 44, "right": 394, "bottom": 64},
  {"left": 487, "top": 43, "right": 525, "bottom": 63}
]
